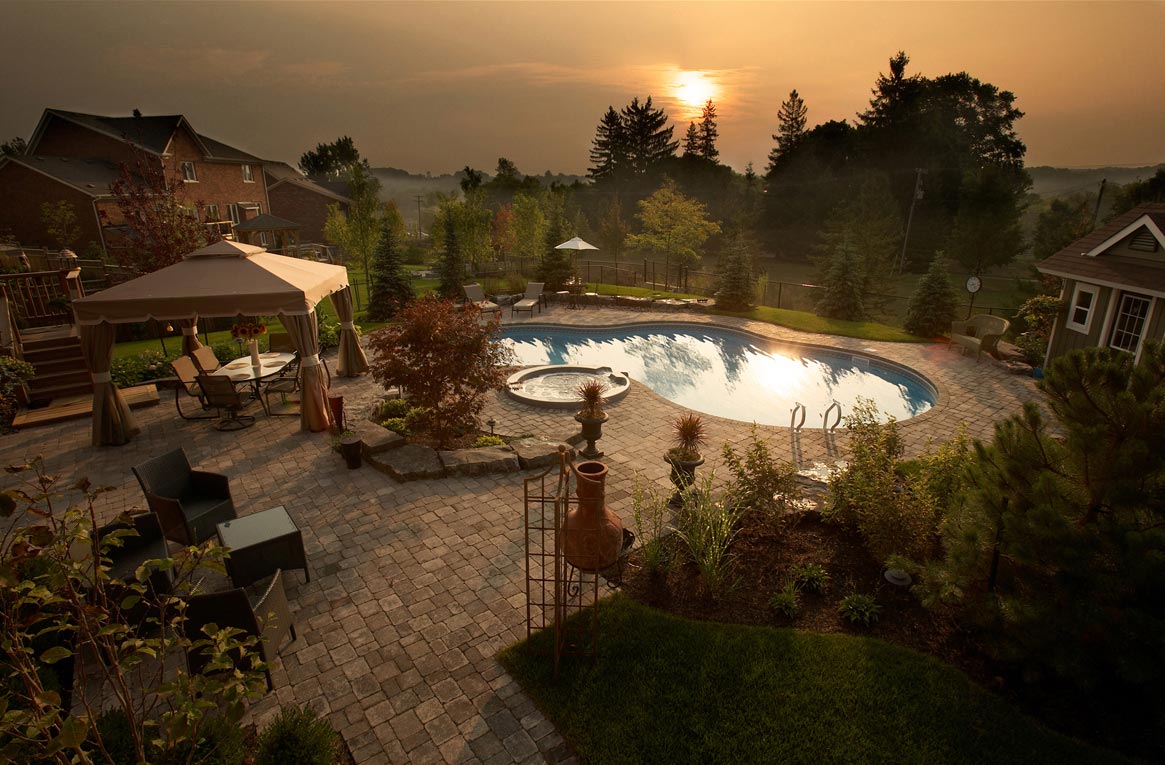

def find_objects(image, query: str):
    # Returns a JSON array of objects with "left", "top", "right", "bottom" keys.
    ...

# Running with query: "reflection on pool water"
[{"left": 501, "top": 324, "right": 936, "bottom": 425}]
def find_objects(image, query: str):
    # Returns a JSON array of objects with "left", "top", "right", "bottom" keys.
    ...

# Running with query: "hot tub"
[{"left": 505, "top": 365, "right": 631, "bottom": 409}]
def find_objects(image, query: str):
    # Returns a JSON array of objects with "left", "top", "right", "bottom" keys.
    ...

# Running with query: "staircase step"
[
  {"left": 28, "top": 368, "right": 91, "bottom": 389},
  {"left": 27, "top": 355, "right": 85, "bottom": 374},
  {"left": 28, "top": 382, "right": 93, "bottom": 403}
]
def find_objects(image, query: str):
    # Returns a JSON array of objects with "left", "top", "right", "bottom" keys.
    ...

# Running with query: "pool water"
[{"left": 501, "top": 324, "right": 936, "bottom": 425}]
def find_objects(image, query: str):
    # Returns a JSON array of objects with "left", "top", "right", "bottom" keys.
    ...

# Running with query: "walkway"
[{"left": 0, "top": 306, "right": 1043, "bottom": 764}]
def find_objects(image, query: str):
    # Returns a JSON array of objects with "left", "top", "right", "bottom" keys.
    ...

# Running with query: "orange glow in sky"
[{"left": 673, "top": 71, "right": 717, "bottom": 117}]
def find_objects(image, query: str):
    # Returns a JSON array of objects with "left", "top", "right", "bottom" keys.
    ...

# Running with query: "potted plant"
[
  {"left": 335, "top": 430, "right": 362, "bottom": 469},
  {"left": 574, "top": 378, "right": 609, "bottom": 459},
  {"left": 665, "top": 412, "right": 706, "bottom": 505}
]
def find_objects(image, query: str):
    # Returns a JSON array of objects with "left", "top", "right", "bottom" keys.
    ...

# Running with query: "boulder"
[
  {"left": 367, "top": 444, "right": 445, "bottom": 482},
  {"left": 350, "top": 421, "right": 405, "bottom": 456},
  {"left": 439, "top": 447, "right": 519, "bottom": 477},
  {"left": 510, "top": 438, "right": 575, "bottom": 470}
]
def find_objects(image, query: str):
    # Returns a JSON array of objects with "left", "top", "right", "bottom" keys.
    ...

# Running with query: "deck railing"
[{"left": 0, "top": 269, "right": 85, "bottom": 330}]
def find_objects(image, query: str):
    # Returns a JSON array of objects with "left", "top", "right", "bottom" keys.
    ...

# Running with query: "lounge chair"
[
  {"left": 462, "top": 284, "right": 499, "bottom": 314},
  {"left": 949, "top": 315, "right": 1010, "bottom": 362},
  {"left": 182, "top": 569, "right": 296, "bottom": 692},
  {"left": 155, "top": 355, "right": 216, "bottom": 420},
  {"left": 131, "top": 447, "right": 237, "bottom": 545},
  {"left": 512, "top": 282, "right": 544, "bottom": 317},
  {"left": 192, "top": 346, "right": 221, "bottom": 373},
  {"left": 198, "top": 374, "right": 257, "bottom": 430}
]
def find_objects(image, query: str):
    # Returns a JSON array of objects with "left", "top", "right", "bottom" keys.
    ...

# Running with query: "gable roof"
[
  {"left": 0, "top": 155, "right": 120, "bottom": 197},
  {"left": 197, "top": 133, "right": 263, "bottom": 163},
  {"left": 1038, "top": 203, "right": 1165, "bottom": 295},
  {"left": 264, "top": 162, "right": 352, "bottom": 204}
]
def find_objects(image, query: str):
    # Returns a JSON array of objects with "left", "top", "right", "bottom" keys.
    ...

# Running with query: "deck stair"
[{"left": 20, "top": 325, "right": 91, "bottom": 405}]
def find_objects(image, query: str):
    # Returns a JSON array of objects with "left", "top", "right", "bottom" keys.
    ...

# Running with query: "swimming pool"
[{"left": 501, "top": 324, "right": 936, "bottom": 426}]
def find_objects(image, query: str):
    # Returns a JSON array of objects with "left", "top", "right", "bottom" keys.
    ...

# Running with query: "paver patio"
[{"left": 0, "top": 306, "right": 1044, "bottom": 764}]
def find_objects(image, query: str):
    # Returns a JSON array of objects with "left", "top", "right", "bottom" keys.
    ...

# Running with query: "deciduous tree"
[
  {"left": 627, "top": 179, "right": 720, "bottom": 288},
  {"left": 324, "top": 164, "right": 383, "bottom": 279},
  {"left": 299, "top": 135, "right": 364, "bottom": 179},
  {"left": 39, "top": 200, "right": 80, "bottom": 250}
]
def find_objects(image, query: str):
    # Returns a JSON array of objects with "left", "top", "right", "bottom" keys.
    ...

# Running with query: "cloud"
[{"left": 104, "top": 45, "right": 347, "bottom": 90}]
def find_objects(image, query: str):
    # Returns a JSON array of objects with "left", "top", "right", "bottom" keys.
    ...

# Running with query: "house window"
[
  {"left": 1065, "top": 283, "right": 1099, "bottom": 333},
  {"left": 1108, "top": 292, "right": 1152, "bottom": 354},
  {"left": 204, "top": 204, "right": 220, "bottom": 222},
  {"left": 180, "top": 162, "right": 197, "bottom": 182},
  {"left": 227, "top": 204, "right": 240, "bottom": 225},
  {"left": 242, "top": 164, "right": 254, "bottom": 182},
  {"left": 259, "top": 231, "right": 269, "bottom": 246}
]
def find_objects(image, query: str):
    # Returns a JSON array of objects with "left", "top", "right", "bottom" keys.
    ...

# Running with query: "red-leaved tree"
[
  {"left": 366, "top": 295, "right": 513, "bottom": 447},
  {"left": 109, "top": 148, "right": 217, "bottom": 273}
]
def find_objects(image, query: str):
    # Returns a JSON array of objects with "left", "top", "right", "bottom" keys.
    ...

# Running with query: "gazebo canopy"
[{"left": 73, "top": 240, "right": 348, "bottom": 324}]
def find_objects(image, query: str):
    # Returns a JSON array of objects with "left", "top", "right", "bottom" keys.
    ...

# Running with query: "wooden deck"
[{"left": 12, "top": 384, "right": 160, "bottom": 429}]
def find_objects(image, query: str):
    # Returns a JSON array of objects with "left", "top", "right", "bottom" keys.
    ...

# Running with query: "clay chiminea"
[{"left": 564, "top": 461, "right": 624, "bottom": 572}]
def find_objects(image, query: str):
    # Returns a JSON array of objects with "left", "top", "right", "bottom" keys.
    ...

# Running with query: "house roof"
[
  {"left": 197, "top": 133, "right": 263, "bottom": 163},
  {"left": 233, "top": 213, "right": 301, "bottom": 232},
  {"left": 1037, "top": 203, "right": 1165, "bottom": 295},
  {"left": 0, "top": 155, "right": 121, "bottom": 197},
  {"left": 264, "top": 162, "right": 352, "bottom": 204}
]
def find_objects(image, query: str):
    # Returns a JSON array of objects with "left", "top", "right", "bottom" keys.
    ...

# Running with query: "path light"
[{"left": 487, "top": 418, "right": 496, "bottom": 435}]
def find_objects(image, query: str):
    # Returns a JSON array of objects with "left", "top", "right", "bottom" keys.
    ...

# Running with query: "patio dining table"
[{"left": 211, "top": 352, "right": 297, "bottom": 414}]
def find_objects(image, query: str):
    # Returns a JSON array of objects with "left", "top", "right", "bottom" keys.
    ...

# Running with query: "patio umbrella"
[
  {"left": 73, "top": 240, "right": 353, "bottom": 442},
  {"left": 555, "top": 237, "right": 599, "bottom": 284}
]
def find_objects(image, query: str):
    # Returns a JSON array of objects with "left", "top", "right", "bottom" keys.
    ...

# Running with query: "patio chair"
[
  {"left": 198, "top": 374, "right": 257, "bottom": 431},
  {"left": 512, "top": 282, "right": 544, "bottom": 317},
  {"left": 262, "top": 371, "right": 300, "bottom": 416},
  {"left": 156, "top": 355, "right": 216, "bottom": 420},
  {"left": 131, "top": 447, "right": 237, "bottom": 546},
  {"left": 192, "top": 346, "right": 222, "bottom": 373},
  {"left": 462, "top": 283, "right": 499, "bottom": 314},
  {"left": 949, "top": 314, "right": 1010, "bottom": 362},
  {"left": 182, "top": 569, "right": 296, "bottom": 692},
  {"left": 267, "top": 332, "right": 295, "bottom": 353}
]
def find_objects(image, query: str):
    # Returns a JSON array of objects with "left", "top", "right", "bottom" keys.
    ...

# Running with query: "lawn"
[
  {"left": 498, "top": 595, "right": 1126, "bottom": 765},
  {"left": 711, "top": 305, "right": 929, "bottom": 343}
]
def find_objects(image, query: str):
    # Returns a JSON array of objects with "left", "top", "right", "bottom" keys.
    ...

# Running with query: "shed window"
[
  {"left": 1108, "top": 292, "right": 1152, "bottom": 354},
  {"left": 1066, "top": 283, "right": 1099, "bottom": 333}
]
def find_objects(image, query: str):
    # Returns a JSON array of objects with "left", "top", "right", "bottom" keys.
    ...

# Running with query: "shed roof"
[{"left": 1037, "top": 203, "right": 1165, "bottom": 294}]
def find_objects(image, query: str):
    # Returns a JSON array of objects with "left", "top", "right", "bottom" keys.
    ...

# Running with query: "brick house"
[
  {"left": 264, "top": 162, "right": 351, "bottom": 244},
  {"left": 0, "top": 109, "right": 270, "bottom": 254}
]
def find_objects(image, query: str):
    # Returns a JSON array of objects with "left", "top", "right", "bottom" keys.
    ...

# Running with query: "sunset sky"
[{"left": 5, "top": 1, "right": 1164, "bottom": 175}]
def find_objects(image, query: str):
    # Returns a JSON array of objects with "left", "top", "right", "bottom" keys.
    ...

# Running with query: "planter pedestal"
[
  {"left": 575, "top": 413, "right": 608, "bottom": 460},
  {"left": 666, "top": 454, "right": 704, "bottom": 507}
]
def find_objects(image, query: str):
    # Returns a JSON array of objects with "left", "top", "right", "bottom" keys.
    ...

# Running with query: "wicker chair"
[
  {"left": 131, "top": 447, "right": 237, "bottom": 545},
  {"left": 182, "top": 569, "right": 296, "bottom": 692},
  {"left": 192, "top": 346, "right": 221, "bottom": 373},
  {"left": 198, "top": 374, "right": 256, "bottom": 431}
]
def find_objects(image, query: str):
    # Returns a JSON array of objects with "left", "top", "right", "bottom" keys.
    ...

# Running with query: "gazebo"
[
  {"left": 72, "top": 240, "right": 368, "bottom": 446},
  {"left": 233, "top": 213, "right": 301, "bottom": 256}
]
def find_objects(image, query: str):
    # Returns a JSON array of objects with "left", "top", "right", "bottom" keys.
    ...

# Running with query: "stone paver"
[{"left": 0, "top": 306, "right": 1043, "bottom": 763}]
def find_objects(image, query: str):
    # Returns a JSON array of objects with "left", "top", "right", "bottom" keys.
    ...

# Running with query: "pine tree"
[
  {"left": 621, "top": 97, "right": 678, "bottom": 177},
  {"left": 698, "top": 99, "right": 719, "bottom": 160},
  {"left": 767, "top": 89, "right": 808, "bottom": 173},
  {"left": 716, "top": 235, "right": 755, "bottom": 311},
  {"left": 367, "top": 203, "right": 415, "bottom": 321},
  {"left": 903, "top": 254, "right": 957, "bottom": 337},
  {"left": 537, "top": 192, "right": 574, "bottom": 290},
  {"left": 683, "top": 122, "right": 700, "bottom": 157},
  {"left": 816, "top": 239, "right": 865, "bottom": 321},
  {"left": 436, "top": 203, "right": 465, "bottom": 299},
  {"left": 587, "top": 106, "right": 627, "bottom": 182}
]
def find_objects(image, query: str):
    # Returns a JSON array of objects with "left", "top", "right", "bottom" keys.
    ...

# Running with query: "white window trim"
[
  {"left": 242, "top": 164, "right": 254, "bottom": 183},
  {"left": 1107, "top": 292, "right": 1153, "bottom": 357},
  {"left": 227, "top": 203, "right": 240, "bottom": 225},
  {"left": 180, "top": 161, "right": 198, "bottom": 183},
  {"left": 1066, "top": 283, "right": 1100, "bottom": 334}
]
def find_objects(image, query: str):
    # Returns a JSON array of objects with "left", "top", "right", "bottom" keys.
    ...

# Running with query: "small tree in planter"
[
  {"left": 574, "top": 378, "right": 608, "bottom": 459},
  {"left": 666, "top": 412, "right": 707, "bottom": 505},
  {"left": 365, "top": 295, "right": 513, "bottom": 448}
]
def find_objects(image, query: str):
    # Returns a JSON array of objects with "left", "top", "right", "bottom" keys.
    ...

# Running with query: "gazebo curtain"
[
  {"left": 330, "top": 287, "right": 368, "bottom": 377},
  {"left": 179, "top": 317, "right": 203, "bottom": 356},
  {"left": 280, "top": 310, "right": 332, "bottom": 432},
  {"left": 79, "top": 323, "right": 139, "bottom": 446}
]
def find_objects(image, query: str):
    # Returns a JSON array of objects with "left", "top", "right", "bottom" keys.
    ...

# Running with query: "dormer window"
[
  {"left": 180, "top": 161, "right": 197, "bottom": 182},
  {"left": 242, "top": 164, "right": 254, "bottom": 182}
]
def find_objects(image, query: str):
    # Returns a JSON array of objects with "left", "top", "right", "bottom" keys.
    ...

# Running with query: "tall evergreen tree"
[
  {"left": 813, "top": 175, "right": 903, "bottom": 309},
  {"left": 816, "top": 239, "right": 865, "bottom": 321},
  {"left": 767, "top": 89, "right": 808, "bottom": 173},
  {"left": 698, "top": 99, "right": 719, "bottom": 160},
  {"left": 436, "top": 202, "right": 466, "bottom": 299},
  {"left": 367, "top": 203, "right": 414, "bottom": 321},
  {"left": 903, "top": 253, "right": 957, "bottom": 337},
  {"left": 587, "top": 107, "right": 627, "bottom": 183},
  {"left": 683, "top": 122, "right": 700, "bottom": 157},
  {"left": 537, "top": 192, "right": 574, "bottom": 290},
  {"left": 716, "top": 234, "right": 756, "bottom": 311},
  {"left": 621, "top": 97, "right": 678, "bottom": 178}
]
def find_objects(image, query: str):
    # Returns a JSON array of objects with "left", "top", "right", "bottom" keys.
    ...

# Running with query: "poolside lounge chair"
[
  {"left": 463, "top": 284, "right": 499, "bottom": 314},
  {"left": 512, "top": 282, "right": 544, "bottom": 317},
  {"left": 131, "top": 447, "right": 237, "bottom": 545}
]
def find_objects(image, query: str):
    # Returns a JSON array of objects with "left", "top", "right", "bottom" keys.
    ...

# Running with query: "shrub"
[
  {"left": 256, "top": 705, "right": 339, "bottom": 765},
  {"left": 792, "top": 563, "right": 830, "bottom": 594},
  {"left": 722, "top": 426, "right": 800, "bottom": 522},
  {"left": 317, "top": 320, "right": 343, "bottom": 350},
  {"left": 716, "top": 235, "right": 756, "bottom": 311},
  {"left": 381, "top": 417, "right": 409, "bottom": 435},
  {"left": 366, "top": 295, "right": 513, "bottom": 448},
  {"left": 473, "top": 435, "right": 505, "bottom": 447},
  {"left": 769, "top": 581, "right": 800, "bottom": 618},
  {"left": 669, "top": 412, "right": 707, "bottom": 462},
  {"left": 0, "top": 355, "right": 35, "bottom": 430},
  {"left": 379, "top": 398, "right": 411, "bottom": 419},
  {"left": 1012, "top": 293, "right": 1063, "bottom": 366},
  {"left": 630, "top": 475, "right": 670, "bottom": 574},
  {"left": 838, "top": 593, "right": 882, "bottom": 626},
  {"left": 576, "top": 378, "right": 607, "bottom": 419},
  {"left": 93, "top": 709, "right": 137, "bottom": 765},
  {"left": 674, "top": 471, "right": 744, "bottom": 595},
  {"left": 211, "top": 340, "right": 244, "bottom": 364},
  {"left": 153, "top": 715, "right": 245, "bottom": 765},
  {"left": 815, "top": 241, "right": 865, "bottom": 321},
  {"left": 111, "top": 349, "right": 178, "bottom": 389},
  {"left": 903, "top": 254, "right": 958, "bottom": 337}
]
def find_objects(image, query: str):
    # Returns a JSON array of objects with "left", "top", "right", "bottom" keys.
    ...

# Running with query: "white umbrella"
[{"left": 554, "top": 237, "right": 598, "bottom": 252}]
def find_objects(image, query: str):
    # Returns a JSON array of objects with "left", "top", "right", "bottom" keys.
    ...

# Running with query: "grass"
[
  {"left": 711, "top": 305, "right": 929, "bottom": 343},
  {"left": 498, "top": 595, "right": 1126, "bottom": 765}
]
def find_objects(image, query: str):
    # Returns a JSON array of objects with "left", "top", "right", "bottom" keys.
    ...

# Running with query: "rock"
[
  {"left": 510, "top": 438, "right": 576, "bottom": 470},
  {"left": 1002, "top": 360, "right": 1034, "bottom": 376},
  {"left": 439, "top": 446, "right": 519, "bottom": 477},
  {"left": 367, "top": 444, "right": 445, "bottom": 482},
  {"left": 350, "top": 421, "right": 405, "bottom": 455}
]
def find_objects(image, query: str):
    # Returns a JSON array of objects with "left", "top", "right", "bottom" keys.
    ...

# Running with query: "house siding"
[
  {"left": 266, "top": 176, "right": 345, "bottom": 243},
  {"left": 165, "top": 128, "right": 270, "bottom": 225},
  {"left": 1048, "top": 279, "right": 1114, "bottom": 359},
  {"left": 0, "top": 163, "right": 103, "bottom": 250}
]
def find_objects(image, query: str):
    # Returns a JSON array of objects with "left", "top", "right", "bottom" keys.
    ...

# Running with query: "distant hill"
[{"left": 1028, "top": 164, "right": 1163, "bottom": 198}]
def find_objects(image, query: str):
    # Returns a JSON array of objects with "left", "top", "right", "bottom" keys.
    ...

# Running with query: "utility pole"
[
  {"left": 1093, "top": 178, "right": 1107, "bottom": 227},
  {"left": 414, "top": 195, "right": 424, "bottom": 239},
  {"left": 895, "top": 168, "right": 926, "bottom": 276}
]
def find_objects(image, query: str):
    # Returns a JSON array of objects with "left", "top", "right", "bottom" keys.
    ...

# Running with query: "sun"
[{"left": 674, "top": 70, "right": 716, "bottom": 110}]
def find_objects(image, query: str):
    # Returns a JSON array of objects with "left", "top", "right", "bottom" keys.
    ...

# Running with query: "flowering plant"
[{"left": 230, "top": 321, "right": 267, "bottom": 339}]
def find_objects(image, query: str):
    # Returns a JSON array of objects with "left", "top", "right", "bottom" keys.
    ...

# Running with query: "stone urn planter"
[
  {"left": 574, "top": 413, "right": 608, "bottom": 460},
  {"left": 339, "top": 433, "right": 363, "bottom": 469},
  {"left": 564, "top": 460, "right": 624, "bottom": 572},
  {"left": 665, "top": 451, "right": 704, "bottom": 507}
]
